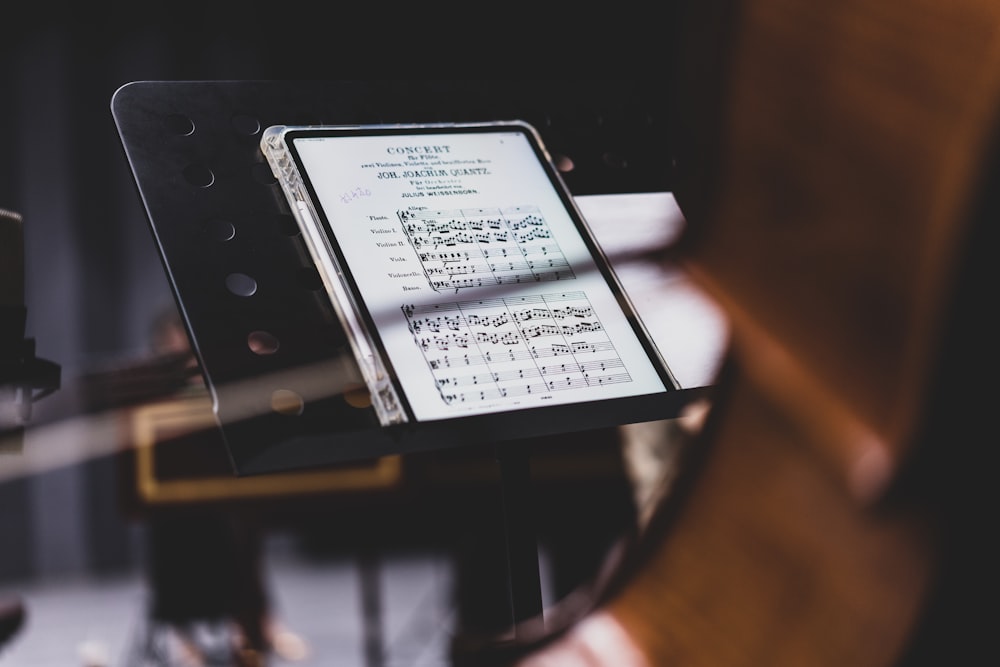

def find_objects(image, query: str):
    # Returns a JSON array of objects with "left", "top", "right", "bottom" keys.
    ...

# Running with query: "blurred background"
[{"left": 0, "top": 15, "right": 719, "bottom": 667}]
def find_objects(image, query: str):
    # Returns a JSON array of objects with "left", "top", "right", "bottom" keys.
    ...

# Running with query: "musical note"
[
  {"left": 397, "top": 205, "right": 576, "bottom": 293},
  {"left": 402, "top": 292, "right": 631, "bottom": 406}
]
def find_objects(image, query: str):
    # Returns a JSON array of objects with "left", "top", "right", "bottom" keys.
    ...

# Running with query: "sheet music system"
[{"left": 261, "top": 121, "right": 686, "bottom": 442}]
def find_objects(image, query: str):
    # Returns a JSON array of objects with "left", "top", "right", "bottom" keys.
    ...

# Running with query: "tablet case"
[{"left": 110, "top": 80, "right": 690, "bottom": 475}]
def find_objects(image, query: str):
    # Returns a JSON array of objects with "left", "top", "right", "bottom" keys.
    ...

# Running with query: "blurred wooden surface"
[{"left": 457, "top": 1, "right": 1000, "bottom": 665}]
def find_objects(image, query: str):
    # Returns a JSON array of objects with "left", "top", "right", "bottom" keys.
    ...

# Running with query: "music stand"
[{"left": 111, "top": 80, "right": 679, "bottom": 630}]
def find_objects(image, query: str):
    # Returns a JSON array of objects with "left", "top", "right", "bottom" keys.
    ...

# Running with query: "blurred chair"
[{"left": 1, "top": 208, "right": 59, "bottom": 656}]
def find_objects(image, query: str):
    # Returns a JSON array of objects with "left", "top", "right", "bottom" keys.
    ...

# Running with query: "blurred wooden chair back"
[{"left": 456, "top": 1, "right": 1000, "bottom": 665}]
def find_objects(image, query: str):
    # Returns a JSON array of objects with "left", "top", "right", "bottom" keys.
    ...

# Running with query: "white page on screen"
[{"left": 263, "top": 122, "right": 675, "bottom": 426}]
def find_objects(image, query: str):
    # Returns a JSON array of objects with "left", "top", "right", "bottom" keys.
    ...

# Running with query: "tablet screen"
[{"left": 265, "top": 122, "right": 676, "bottom": 428}]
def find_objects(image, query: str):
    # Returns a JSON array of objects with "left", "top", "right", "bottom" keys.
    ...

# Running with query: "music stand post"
[{"left": 496, "top": 440, "right": 545, "bottom": 632}]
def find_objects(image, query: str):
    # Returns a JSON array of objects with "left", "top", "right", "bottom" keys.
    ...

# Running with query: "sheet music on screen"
[{"left": 267, "top": 123, "right": 673, "bottom": 425}]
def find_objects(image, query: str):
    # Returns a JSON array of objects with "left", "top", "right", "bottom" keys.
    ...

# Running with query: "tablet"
[{"left": 261, "top": 121, "right": 686, "bottom": 441}]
